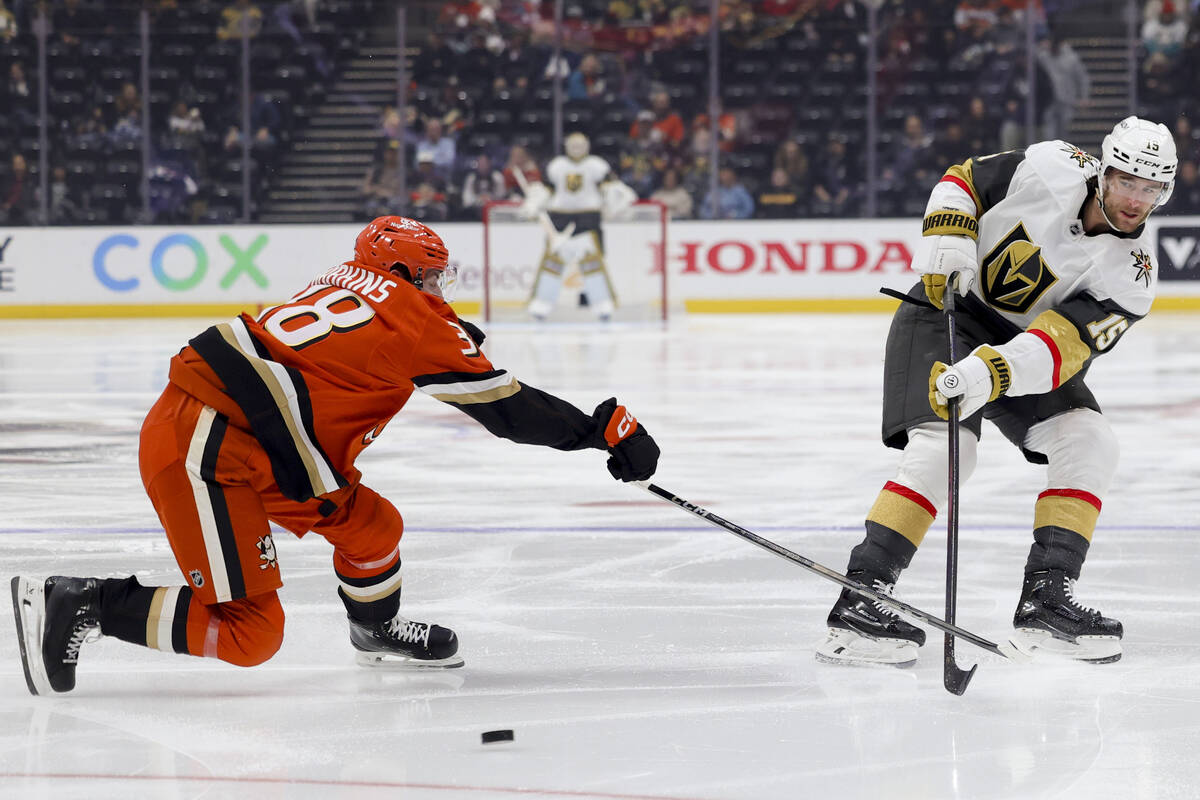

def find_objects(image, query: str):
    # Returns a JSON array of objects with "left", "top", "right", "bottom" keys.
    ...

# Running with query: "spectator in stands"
[
  {"left": 692, "top": 103, "right": 740, "bottom": 154},
  {"left": 700, "top": 166, "right": 754, "bottom": 220},
  {"left": 69, "top": 107, "right": 109, "bottom": 151},
  {"left": 756, "top": 168, "right": 802, "bottom": 219},
  {"left": 1142, "top": 1, "right": 1189, "bottom": 74},
  {"left": 1037, "top": 32, "right": 1090, "bottom": 141},
  {"left": 1173, "top": 114, "right": 1198, "bottom": 164},
  {"left": 218, "top": 0, "right": 264, "bottom": 40},
  {"left": 987, "top": 5, "right": 1024, "bottom": 70},
  {"left": 962, "top": 95, "right": 995, "bottom": 154},
  {"left": 772, "top": 139, "right": 810, "bottom": 192},
  {"left": 110, "top": 108, "right": 143, "bottom": 148},
  {"left": 43, "top": 165, "right": 82, "bottom": 225},
  {"left": 6, "top": 61, "right": 35, "bottom": 128},
  {"left": 0, "top": 0, "right": 17, "bottom": 42},
  {"left": 413, "top": 32, "right": 455, "bottom": 88},
  {"left": 168, "top": 102, "right": 206, "bottom": 147},
  {"left": 378, "top": 105, "right": 418, "bottom": 145},
  {"left": 502, "top": 144, "right": 542, "bottom": 198},
  {"left": 882, "top": 114, "right": 936, "bottom": 195},
  {"left": 223, "top": 125, "right": 244, "bottom": 153},
  {"left": 566, "top": 53, "right": 609, "bottom": 102},
  {"left": 415, "top": 118, "right": 457, "bottom": 182},
  {"left": 650, "top": 168, "right": 694, "bottom": 220},
  {"left": 430, "top": 82, "right": 474, "bottom": 137},
  {"left": 413, "top": 151, "right": 448, "bottom": 196},
  {"left": 620, "top": 152, "right": 658, "bottom": 199},
  {"left": 812, "top": 135, "right": 857, "bottom": 217},
  {"left": 362, "top": 141, "right": 403, "bottom": 220},
  {"left": 251, "top": 93, "right": 283, "bottom": 141},
  {"left": 1171, "top": 160, "right": 1200, "bottom": 214},
  {"left": 410, "top": 181, "right": 449, "bottom": 222},
  {"left": 629, "top": 85, "right": 686, "bottom": 152},
  {"left": 1, "top": 153, "right": 33, "bottom": 225},
  {"left": 113, "top": 83, "right": 141, "bottom": 127},
  {"left": 938, "top": 120, "right": 973, "bottom": 166},
  {"left": 496, "top": 30, "right": 543, "bottom": 92},
  {"left": 148, "top": 160, "right": 200, "bottom": 224},
  {"left": 955, "top": 0, "right": 997, "bottom": 36},
  {"left": 998, "top": 96, "right": 1027, "bottom": 151},
  {"left": 459, "top": 153, "right": 505, "bottom": 220}
]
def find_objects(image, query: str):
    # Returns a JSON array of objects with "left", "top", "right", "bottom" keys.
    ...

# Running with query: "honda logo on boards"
[{"left": 673, "top": 239, "right": 915, "bottom": 274}]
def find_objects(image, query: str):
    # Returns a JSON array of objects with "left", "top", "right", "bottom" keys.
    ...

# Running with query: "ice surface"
[{"left": 1, "top": 313, "right": 1199, "bottom": 799}]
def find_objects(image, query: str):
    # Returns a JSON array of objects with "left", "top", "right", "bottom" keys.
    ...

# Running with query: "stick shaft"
[
  {"left": 639, "top": 481, "right": 1010, "bottom": 658},
  {"left": 942, "top": 283, "right": 976, "bottom": 693}
]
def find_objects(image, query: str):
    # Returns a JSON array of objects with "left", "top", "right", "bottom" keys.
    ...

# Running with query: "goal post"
[{"left": 481, "top": 200, "right": 672, "bottom": 324}]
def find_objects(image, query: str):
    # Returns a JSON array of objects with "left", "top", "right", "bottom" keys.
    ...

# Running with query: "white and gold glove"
[
  {"left": 915, "top": 209, "right": 980, "bottom": 309},
  {"left": 929, "top": 345, "right": 1013, "bottom": 420}
]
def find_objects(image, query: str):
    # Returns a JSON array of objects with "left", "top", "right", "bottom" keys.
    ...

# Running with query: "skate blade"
[
  {"left": 1010, "top": 628, "right": 1122, "bottom": 664},
  {"left": 11, "top": 576, "right": 51, "bottom": 696},
  {"left": 814, "top": 628, "right": 919, "bottom": 668},
  {"left": 354, "top": 651, "right": 465, "bottom": 669}
]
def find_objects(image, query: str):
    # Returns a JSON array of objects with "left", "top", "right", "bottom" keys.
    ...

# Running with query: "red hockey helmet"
[{"left": 354, "top": 216, "right": 450, "bottom": 290}]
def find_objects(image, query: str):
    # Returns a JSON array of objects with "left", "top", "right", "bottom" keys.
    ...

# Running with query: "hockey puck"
[{"left": 481, "top": 729, "right": 514, "bottom": 744}]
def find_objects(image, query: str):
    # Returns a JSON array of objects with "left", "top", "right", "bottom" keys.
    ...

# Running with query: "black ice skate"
[
  {"left": 815, "top": 572, "right": 927, "bottom": 667},
  {"left": 1009, "top": 569, "right": 1123, "bottom": 663},
  {"left": 11, "top": 575, "right": 102, "bottom": 695},
  {"left": 348, "top": 613, "right": 464, "bottom": 668}
]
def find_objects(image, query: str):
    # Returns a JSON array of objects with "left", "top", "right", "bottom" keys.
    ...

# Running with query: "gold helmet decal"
[{"left": 981, "top": 223, "right": 1059, "bottom": 314}]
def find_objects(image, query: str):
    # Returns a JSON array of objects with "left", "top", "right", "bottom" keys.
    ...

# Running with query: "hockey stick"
[
  {"left": 638, "top": 481, "right": 1022, "bottom": 662},
  {"left": 942, "top": 281, "right": 978, "bottom": 695},
  {"left": 511, "top": 166, "right": 576, "bottom": 245}
]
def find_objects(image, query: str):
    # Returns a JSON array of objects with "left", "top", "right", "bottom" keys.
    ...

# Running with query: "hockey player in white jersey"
[
  {"left": 519, "top": 132, "right": 637, "bottom": 321},
  {"left": 816, "top": 116, "right": 1176, "bottom": 668}
]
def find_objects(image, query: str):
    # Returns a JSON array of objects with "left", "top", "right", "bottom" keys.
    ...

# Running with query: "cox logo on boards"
[{"left": 93, "top": 232, "right": 270, "bottom": 291}]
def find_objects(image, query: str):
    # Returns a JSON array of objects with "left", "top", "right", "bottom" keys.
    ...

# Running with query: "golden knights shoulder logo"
[
  {"left": 1059, "top": 144, "right": 1098, "bottom": 170},
  {"left": 981, "top": 223, "right": 1059, "bottom": 313},
  {"left": 1130, "top": 249, "right": 1153, "bottom": 287}
]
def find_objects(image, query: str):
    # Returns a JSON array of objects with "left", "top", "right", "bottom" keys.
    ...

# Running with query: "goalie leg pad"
[
  {"left": 580, "top": 251, "right": 617, "bottom": 318},
  {"left": 528, "top": 252, "right": 567, "bottom": 319}
]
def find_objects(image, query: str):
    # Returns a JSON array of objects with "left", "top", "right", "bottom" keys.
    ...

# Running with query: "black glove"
[{"left": 592, "top": 397, "right": 660, "bottom": 482}]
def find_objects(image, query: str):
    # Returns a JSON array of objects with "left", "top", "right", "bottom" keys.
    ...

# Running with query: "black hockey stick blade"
[
  {"left": 639, "top": 481, "right": 1024, "bottom": 663},
  {"left": 944, "top": 640, "right": 978, "bottom": 695}
]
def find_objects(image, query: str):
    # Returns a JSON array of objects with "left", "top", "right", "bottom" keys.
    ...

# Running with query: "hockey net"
[{"left": 481, "top": 200, "right": 672, "bottom": 323}]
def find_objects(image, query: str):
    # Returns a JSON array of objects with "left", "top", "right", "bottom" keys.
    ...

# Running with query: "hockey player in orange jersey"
[{"left": 11, "top": 216, "right": 661, "bottom": 695}]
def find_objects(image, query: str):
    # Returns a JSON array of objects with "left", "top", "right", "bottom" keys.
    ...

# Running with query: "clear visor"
[
  {"left": 422, "top": 264, "right": 458, "bottom": 302},
  {"left": 1102, "top": 169, "right": 1169, "bottom": 208}
]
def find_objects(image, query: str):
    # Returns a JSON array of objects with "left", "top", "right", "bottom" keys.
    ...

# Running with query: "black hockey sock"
[
  {"left": 337, "top": 585, "right": 401, "bottom": 623},
  {"left": 1024, "top": 526, "right": 1090, "bottom": 580},
  {"left": 98, "top": 575, "right": 194, "bottom": 653},
  {"left": 847, "top": 521, "right": 918, "bottom": 584}
]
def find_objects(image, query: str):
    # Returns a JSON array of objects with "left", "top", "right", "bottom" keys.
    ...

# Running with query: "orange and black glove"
[{"left": 592, "top": 397, "right": 660, "bottom": 482}]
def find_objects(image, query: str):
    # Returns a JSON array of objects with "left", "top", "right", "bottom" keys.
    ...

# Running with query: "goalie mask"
[
  {"left": 565, "top": 132, "right": 590, "bottom": 160},
  {"left": 354, "top": 215, "right": 456, "bottom": 300},
  {"left": 1098, "top": 116, "right": 1176, "bottom": 224}
]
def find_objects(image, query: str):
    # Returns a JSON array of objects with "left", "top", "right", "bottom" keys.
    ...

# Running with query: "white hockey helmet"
[
  {"left": 1099, "top": 115, "right": 1176, "bottom": 208},
  {"left": 565, "top": 131, "right": 590, "bottom": 160}
]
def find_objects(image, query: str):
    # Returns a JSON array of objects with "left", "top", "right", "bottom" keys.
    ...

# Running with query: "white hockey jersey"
[
  {"left": 546, "top": 154, "right": 611, "bottom": 213},
  {"left": 925, "top": 140, "right": 1157, "bottom": 394}
]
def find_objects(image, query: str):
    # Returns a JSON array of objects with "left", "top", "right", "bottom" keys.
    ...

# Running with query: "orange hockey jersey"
[{"left": 168, "top": 260, "right": 606, "bottom": 502}]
